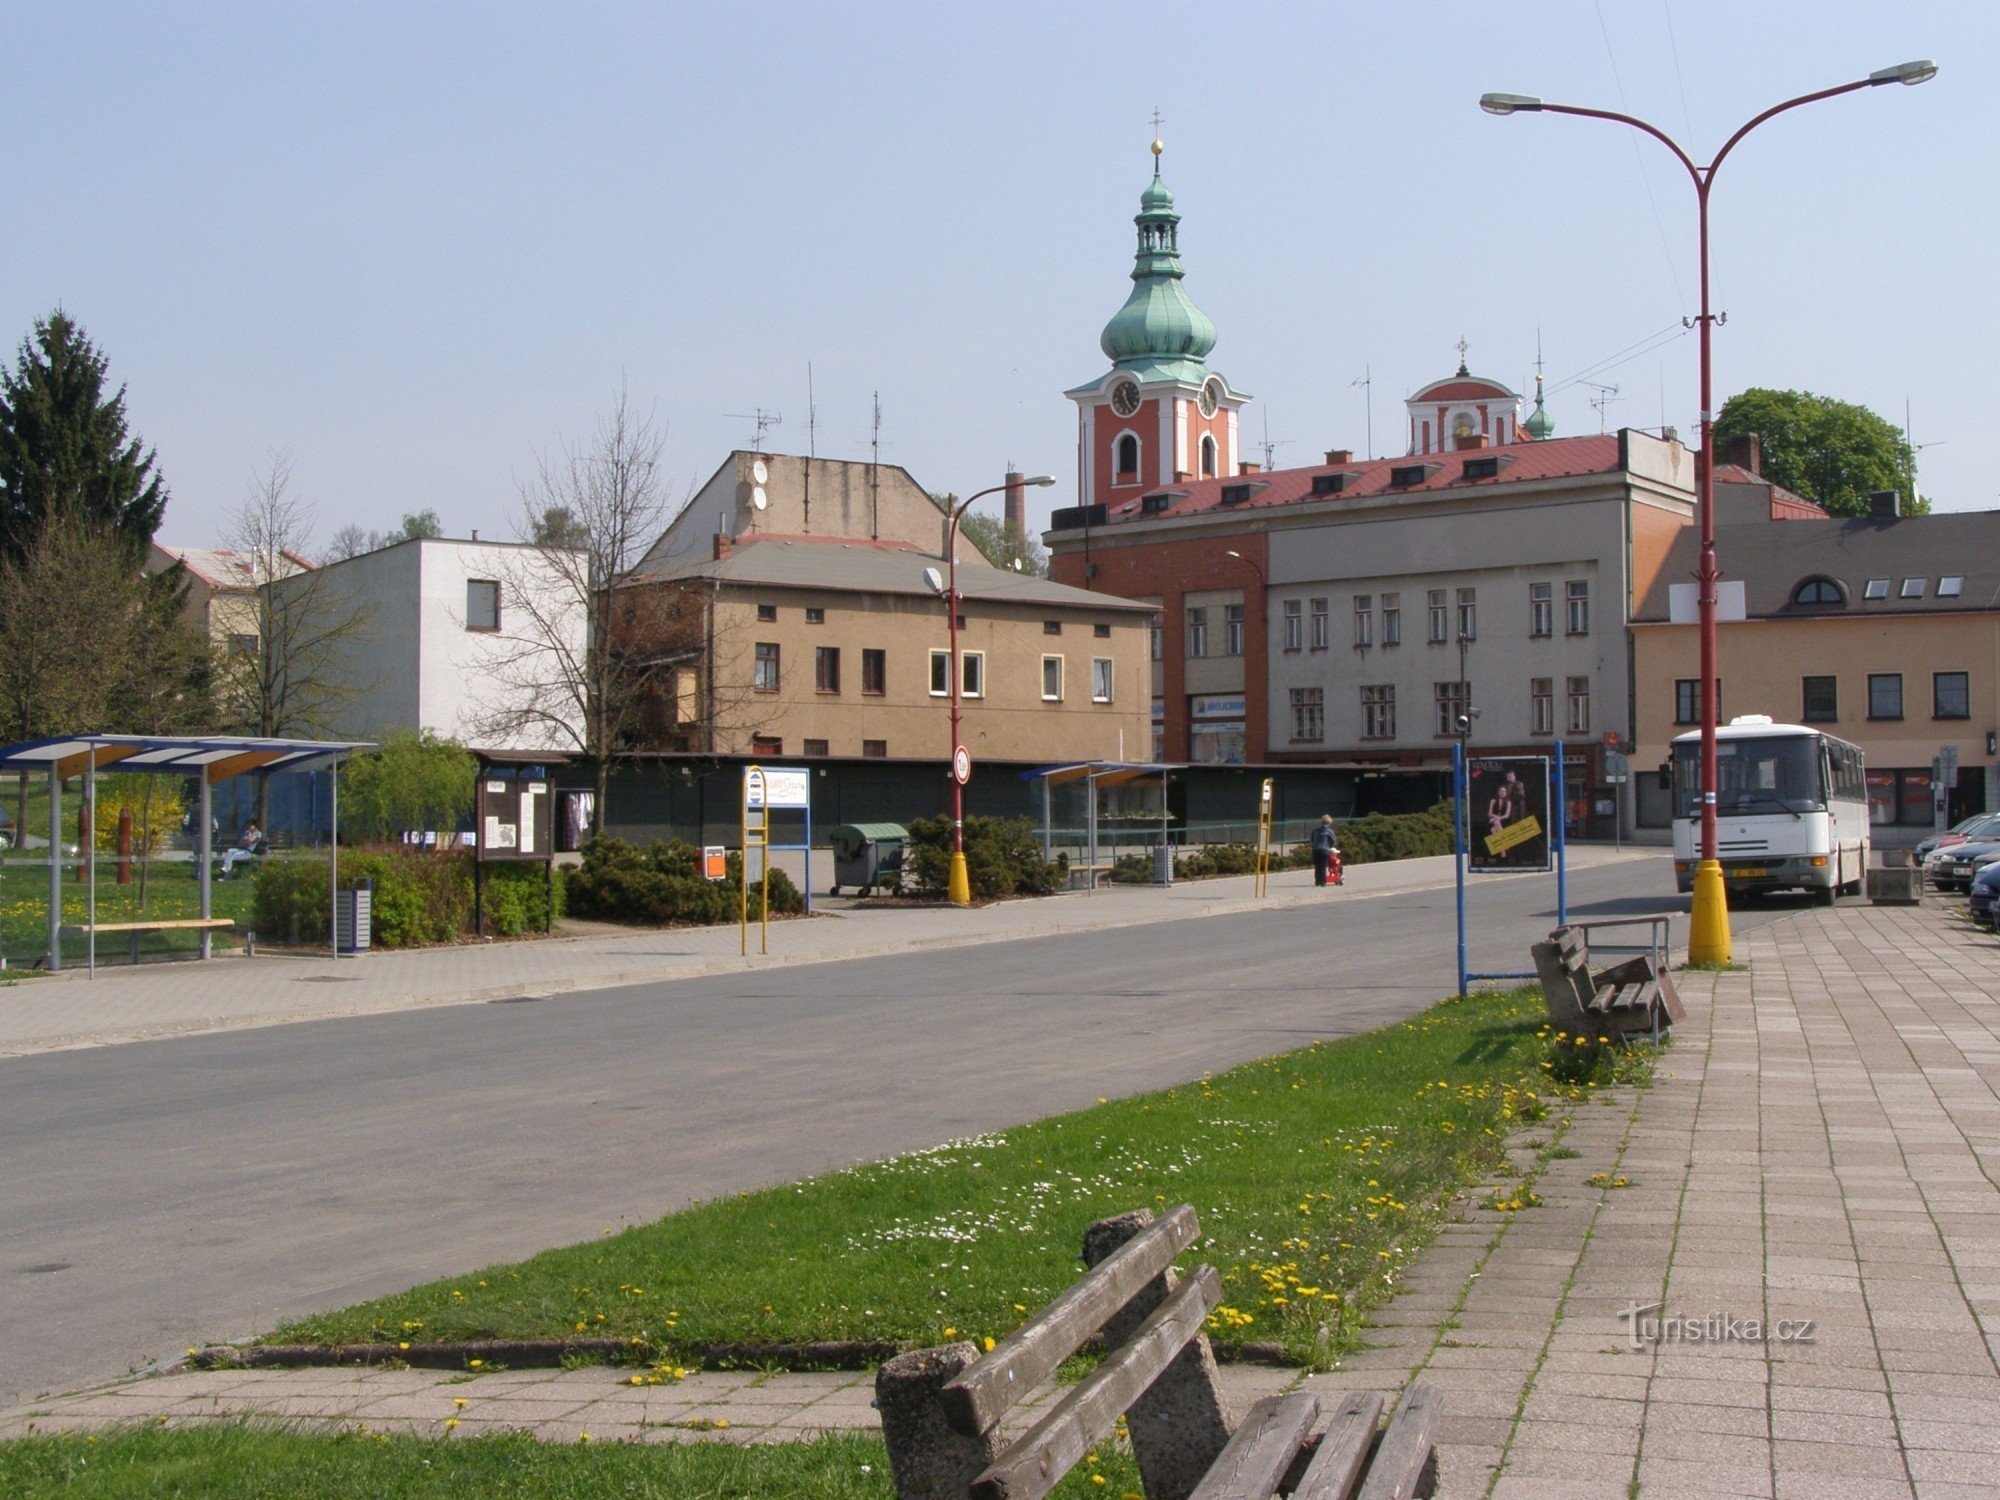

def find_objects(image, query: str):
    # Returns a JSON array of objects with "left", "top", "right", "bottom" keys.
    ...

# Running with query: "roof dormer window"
[
  {"left": 1863, "top": 578, "right": 1889, "bottom": 600},
  {"left": 1219, "top": 483, "right": 1251, "bottom": 506},
  {"left": 1939, "top": 575, "right": 1964, "bottom": 598},
  {"left": 1900, "top": 578, "right": 1925, "bottom": 599},
  {"left": 1310, "top": 473, "right": 1346, "bottom": 496},
  {"left": 1791, "top": 577, "right": 1845, "bottom": 608},
  {"left": 1389, "top": 464, "right": 1427, "bottom": 487},
  {"left": 1140, "top": 492, "right": 1172, "bottom": 515}
]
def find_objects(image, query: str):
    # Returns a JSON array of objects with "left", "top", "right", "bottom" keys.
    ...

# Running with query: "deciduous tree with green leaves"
[
  {"left": 1714, "top": 387, "right": 1924, "bottom": 517},
  {"left": 338, "top": 730, "right": 476, "bottom": 842},
  {"left": 0, "top": 312, "right": 167, "bottom": 565}
]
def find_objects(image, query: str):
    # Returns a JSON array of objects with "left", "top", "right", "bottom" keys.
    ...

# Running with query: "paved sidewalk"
[
  {"left": 0, "top": 846, "right": 1635, "bottom": 1058},
  {"left": 14, "top": 886, "right": 1994, "bottom": 1497}
]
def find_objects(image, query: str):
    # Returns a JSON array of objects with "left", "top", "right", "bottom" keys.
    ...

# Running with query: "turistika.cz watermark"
[{"left": 1618, "top": 1301, "right": 1815, "bottom": 1351}]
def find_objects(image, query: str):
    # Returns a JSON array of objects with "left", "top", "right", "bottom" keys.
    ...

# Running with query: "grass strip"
[
  {"left": 0, "top": 1426, "right": 1141, "bottom": 1498},
  {"left": 273, "top": 987, "right": 1581, "bottom": 1370}
]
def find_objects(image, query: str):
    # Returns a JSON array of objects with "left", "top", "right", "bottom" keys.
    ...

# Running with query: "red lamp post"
[
  {"left": 1481, "top": 59, "right": 1936, "bottom": 962},
  {"left": 937, "top": 475, "right": 1054, "bottom": 905}
]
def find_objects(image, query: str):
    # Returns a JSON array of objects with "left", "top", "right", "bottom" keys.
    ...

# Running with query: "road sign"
[
  {"left": 952, "top": 746, "right": 971, "bottom": 785},
  {"left": 1604, "top": 751, "right": 1629, "bottom": 784}
]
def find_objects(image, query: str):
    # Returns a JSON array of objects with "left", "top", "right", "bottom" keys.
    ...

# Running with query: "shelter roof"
[
  {"left": 1020, "top": 760, "right": 1178, "bottom": 787},
  {"left": 0, "top": 734, "right": 375, "bottom": 783}
]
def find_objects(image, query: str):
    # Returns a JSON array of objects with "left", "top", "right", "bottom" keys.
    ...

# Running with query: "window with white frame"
[
  {"left": 1566, "top": 675, "right": 1590, "bottom": 733},
  {"left": 1362, "top": 684, "right": 1395, "bottom": 739},
  {"left": 1529, "top": 581, "right": 1552, "bottom": 638},
  {"left": 1566, "top": 579, "right": 1590, "bottom": 635},
  {"left": 754, "top": 642, "right": 780, "bottom": 692},
  {"left": 1290, "top": 686, "right": 1324, "bottom": 742},
  {"left": 1281, "top": 599, "right": 1303, "bottom": 651},
  {"left": 1186, "top": 607, "right": 1207, "bottom": 658},
  {"left": 928, "top": 649, "right": 950, "bottom": 696},
  {"left": 1149, "top": 613, "right": 1162, "bottom": 661},
  {"left": 1435, "top": 680, "right": 1467, "bottom": 736},
  {"left": 1382, "top": 592, "right": 1401, "bottom": 646},
  {"left": 961, "top": 651, "right": 985, "bottom": 698},
  {"left": 1309, "top": 597, "right": 1329, "bottom": 650},
  {"left": 1531, "top": 677, "right": 1554, "bottom": 735},
  {"left": 1041, "top": 655, "right": 1063, "bottom": 701},
  {"left": 1457, "top": 587, "right": 1477, "bottom": 641},
  {"left": 1092, "top": 658, "right": 1114, "bottom": 702},
  {"left": 1428, "top": 589, "right": 1448, "bottom": 643},
  {"left": 1223, "top": 602, "right": 1245, "bottom": 656},
  {"left": 1353, "top": 594, "right": 1373, "bottom": 648}
]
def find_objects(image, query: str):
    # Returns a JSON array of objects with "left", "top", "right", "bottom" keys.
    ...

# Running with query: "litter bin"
[
  {"left": 335, "top": 878, "right": 373, "bottom": 953},
  {"left": 1153, "top": 845, "right": 1174, "bottom": 886},
  {"left": 829, "top": 823, "right": 908, "bottom": 896}
]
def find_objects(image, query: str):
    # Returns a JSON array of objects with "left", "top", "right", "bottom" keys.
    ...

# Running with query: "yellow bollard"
[
  {"left": 947, "top": 851, "right": 972, "bottom": 907},
  {"left": 1688, "top": 859, "right": 1732, "bottom": 964}
]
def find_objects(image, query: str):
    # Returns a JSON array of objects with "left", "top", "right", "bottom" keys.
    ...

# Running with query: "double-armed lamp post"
[
  {"left": 1480, "top": 59, "right": 1936, "bottom": 963},
  {"left": 935, "top": 475, "right": 1054, "bottom": 905}
]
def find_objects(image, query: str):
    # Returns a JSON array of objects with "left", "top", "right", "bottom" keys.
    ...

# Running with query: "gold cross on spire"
[
  {"left": 1150, "top": 108, "right": 1165, "bottom": 167},
  {"left": 1455, "top": 336, "right": 1470, "bottom": 375}
]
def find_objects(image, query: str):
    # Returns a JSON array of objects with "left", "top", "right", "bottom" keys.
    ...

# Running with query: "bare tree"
[
  {"left": 470, "top": 389, "right": 677, "bottom": 835},
  {"left": 323, "top": 523, "right": 371, "bottom": 563},
  {"left": 219, "top": 453, "right": 373, "bottom": 760}
]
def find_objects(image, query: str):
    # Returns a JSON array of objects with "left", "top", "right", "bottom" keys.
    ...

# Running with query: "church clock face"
[
  {"left": 1198, "top": 378, "right": 1222, "bottom": 418},
  {"left": 1109, "top": 381, "right": 1141, "bottom": 417}
]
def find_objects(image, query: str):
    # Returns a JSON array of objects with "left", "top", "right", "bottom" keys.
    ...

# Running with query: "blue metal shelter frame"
[
  {"left": 1454, "top": 739, "right": 1568, "bottom": 996},
  {"left": 0, "top": 734, "right": 374, "bottom": 974}
]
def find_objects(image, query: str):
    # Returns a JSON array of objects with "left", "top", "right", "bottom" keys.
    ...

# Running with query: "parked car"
[
  {"left": 1970, "top": 862, "right": 2000, "bottom": 927},
  {"left": 1915, "top": 814, "right": 2000, "bottom": 865},
  {"left": 1929, "top": 839, "right": 2000, "bottom": 893}
]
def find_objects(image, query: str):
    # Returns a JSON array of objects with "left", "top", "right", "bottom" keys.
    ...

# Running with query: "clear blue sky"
[{"left": 2, "top": 2, "right": 1986, "bottom": 548}]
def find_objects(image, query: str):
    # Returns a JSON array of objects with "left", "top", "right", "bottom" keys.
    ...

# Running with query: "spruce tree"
[{"left": 0, "top": 311, "right": 168, "bottom": 565}]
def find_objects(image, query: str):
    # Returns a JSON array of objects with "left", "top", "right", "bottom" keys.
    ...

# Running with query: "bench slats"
[
  {"left": 1292, "top": 1392, "right": 1387, "bottom": 1500},
  {"left": 59, "top": 919, "right": 235, "bottom": 936},
  {"left": 1186, "top": 1392, "right": 1320, "bottom": 1500},
  {"left": 970, "top": 1262, "right": 1221, "bottom": 1500},
  {"left": 943, "top": 1203, "right": 1199, "bottom": 1438},
  {"left": 1355, "top": 1383, "right": 1440, "bottom": 1500}
]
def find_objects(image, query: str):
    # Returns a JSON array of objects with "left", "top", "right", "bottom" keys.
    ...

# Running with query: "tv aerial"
[
  {"left": 1581, "top": 381, "right": 1621, "bottom": 434},
  {"left": 727, "top": 408, "right": 783, "bottom": 453}
]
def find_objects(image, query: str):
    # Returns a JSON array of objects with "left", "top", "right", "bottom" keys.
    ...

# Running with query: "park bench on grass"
[
  {"left": 59, "top": 917, "right": 237, "bottom": 965},
  {"left": 1530, "top": 919, "right": 1684, "bottom": 1044},
  {"left": 875, "top": 1203, "right": 1438, "bottom": 1500}
]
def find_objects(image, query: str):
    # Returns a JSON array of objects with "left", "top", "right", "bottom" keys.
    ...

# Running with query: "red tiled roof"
[
  {"left": 1099, "top": 434, "right": 1627, "bottom": 525},
  {"left": 1713, "top": 464, "right": 1824, "bottom": 516},
  {"left": 1410, "top": 378, "right": 1515, "bottom": 402}
]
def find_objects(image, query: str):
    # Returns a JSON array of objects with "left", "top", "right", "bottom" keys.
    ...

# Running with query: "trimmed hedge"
[
  {"left": 905, "top": 815, "right": 1061, "bottom": 900},
  {"left": 1105, "top": 802, "right": 1459, "bottom": 884},
  {"left": 565, "top": 836, "right": 804, "bottom": 926},
  {"left": 251, "top": 847, "right": 562, "bottom": 949}
]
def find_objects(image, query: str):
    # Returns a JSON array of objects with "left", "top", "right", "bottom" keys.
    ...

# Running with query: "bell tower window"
[
  {"left": 1200, "top": 433, "right": 1218, "bottom": 478},
  {"left": 1115, "top": 433, "right": 1140, "bottom": 481}
]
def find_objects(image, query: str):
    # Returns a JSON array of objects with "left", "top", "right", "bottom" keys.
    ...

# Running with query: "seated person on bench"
[{"left": 218, "top": 821, "right": 263, "bottom": 879}]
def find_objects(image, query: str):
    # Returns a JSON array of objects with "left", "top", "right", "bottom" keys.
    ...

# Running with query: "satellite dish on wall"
[
  {"left": 752, "top": 487, "right": 768, "bottom": 510},
  {"left": 751, "top": 459, "right": 769, "bottom": 485},
  {"left": 922, "top": 566, "right": 945, "bottom": 595}
]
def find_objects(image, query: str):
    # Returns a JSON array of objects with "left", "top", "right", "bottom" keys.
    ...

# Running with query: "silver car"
[{"left": 1928, "top": 839, "right": 2000, "bottom": 893}]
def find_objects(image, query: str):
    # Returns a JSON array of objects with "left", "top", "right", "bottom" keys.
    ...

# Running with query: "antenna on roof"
[
  {"left": 804, "top": 363, "right": 817, "bottom": 530},
  {"left": 1350, "top": 366, "right": 1373, "bottom": 460},
  {"left": 1258, "top": 409, "right": 1289, "bottom": 471},
  {"left": 725, "top": 408, "right": 783, "bottom": 452},
  {"left": 869, "top": 392, "right": 882, "bottom": 540},
  {"left": 1581, "top": 381, "right": 1621, "bottom": 434}
]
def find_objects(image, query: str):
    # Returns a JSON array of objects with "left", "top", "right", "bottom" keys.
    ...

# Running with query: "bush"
[
  {"left": 249, "top": 846, "right": 568, "bottom": 949},
  {"left": 565, "top": 837, "right": 803, "bottom": 926},
  {"left": 1339, "top": 802, "right": 1455, "bottom": 866},
  {"left": 905, "top": 815, "right": 1059, "bottom": 899}
]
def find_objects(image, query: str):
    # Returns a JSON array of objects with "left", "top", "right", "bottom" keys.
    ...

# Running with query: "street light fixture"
[
  {"left": 1480, "top": 60, "right": 1936, "bottom": 964},
  {"left": 934, "top": 474, "right": 1055, "bottom": 906}
]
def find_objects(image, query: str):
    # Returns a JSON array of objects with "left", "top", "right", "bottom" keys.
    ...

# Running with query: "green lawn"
[
  {"left": 273, "top": 987, "right": 1565, "bottom": 1368},
  {"left": 0, "top": 1427, "right": 1141, "bottom": 1498},
  {"left": 0, "top": 856, "right": 259, "bottom": 968}
]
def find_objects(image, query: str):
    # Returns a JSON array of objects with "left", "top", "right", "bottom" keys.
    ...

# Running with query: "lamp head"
[
  {"left": 1870, "top": 59, "right": 1938, "bottom": 86},
  {"left": 1026, "top": 474, "right": 1056, "bottom": 487},
  {"left": 1480, "top": 92, "right": 1542, "bottom": 116}
]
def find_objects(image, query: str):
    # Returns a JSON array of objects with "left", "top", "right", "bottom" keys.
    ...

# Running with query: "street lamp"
[
  {"left": 1481, "top": 60, "right": 1935, "bottom": 964},
  {"left": 933, "top": 474, "right": 1055, "bottom": 905}
]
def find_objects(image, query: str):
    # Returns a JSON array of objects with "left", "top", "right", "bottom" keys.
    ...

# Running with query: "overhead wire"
[{"left": 1594, "top": 0, "right": 1689, "bottom": 316}]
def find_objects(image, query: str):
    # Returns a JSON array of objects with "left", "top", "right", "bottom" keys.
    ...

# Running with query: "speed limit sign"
[{"left": 952, "top": 745, "right": 972, "bottom": 784}]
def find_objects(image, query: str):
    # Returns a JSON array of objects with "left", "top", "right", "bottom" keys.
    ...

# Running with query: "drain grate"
[{"left": 488, "top": 994, "right": 548, "bottom": 1005}]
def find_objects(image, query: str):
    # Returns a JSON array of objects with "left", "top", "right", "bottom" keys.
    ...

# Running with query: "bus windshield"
[{"left": 1674, "top": 734, "right": 1825, "bottom": 819}]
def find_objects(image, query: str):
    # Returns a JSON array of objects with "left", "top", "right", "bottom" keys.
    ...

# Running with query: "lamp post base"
[
  {"left": 1688, "top": 859, "right": 1732, "bottom": 964},
  {"left": 947, "top": 851, "right": 972, "bottom": 907}
]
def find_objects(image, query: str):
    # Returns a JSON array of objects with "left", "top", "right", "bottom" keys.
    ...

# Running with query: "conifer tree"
[{"left": 0, "top": 311, "right": 168, "bottom": 565}]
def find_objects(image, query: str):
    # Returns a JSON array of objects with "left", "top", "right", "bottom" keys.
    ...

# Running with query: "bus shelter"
[
  {"left": 1022, "top": 760, "right": 1179, "bottom": 889},
  {"left": 0, "top": 734, "right": 374, "bottom": 973}
]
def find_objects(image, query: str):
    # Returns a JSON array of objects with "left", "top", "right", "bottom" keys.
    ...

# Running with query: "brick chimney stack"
[
  {"left": 1721, "top": 432, "right": 1762, "bottom": 476},
  {"left": 1003, "top": 469, "right": 1026, "bottom": 540},
  {"left": 713, "top": 532, "right": 734, "bottom": 561},
  {"left": 1324, "top": 449, "right": 1353, "bottom": 465}
]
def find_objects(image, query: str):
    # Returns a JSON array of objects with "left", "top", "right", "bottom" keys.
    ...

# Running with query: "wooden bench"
[
  {"left": 875, "top": 1204, "right": 1438, "bottom": 1500},
  {"left": 1530, "top": 920, "right": 1684, "bottom": 1044},
  {"left": 60, "top": 917, "right": 237, "bottom": 964}
]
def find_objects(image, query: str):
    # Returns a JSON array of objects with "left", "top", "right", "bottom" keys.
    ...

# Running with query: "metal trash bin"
[
  {"left": 1152, "top": 845, "right": 1175, "bottom": 886},
  {"left": 335, "top": 878, "right": 373, "bottom": 953},
  {"left": 829, "top": 823, "right": 908, "bottom": 897}
]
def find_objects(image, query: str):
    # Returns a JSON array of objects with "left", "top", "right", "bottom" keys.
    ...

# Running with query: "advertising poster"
[{"left": 1468, "top": 757, "right": 1551, "bottom": 873}]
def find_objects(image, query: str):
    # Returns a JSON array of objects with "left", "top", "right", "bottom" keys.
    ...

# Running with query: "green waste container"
[{"left": 829, "top": 823, "right": 908, "bottom": 896}]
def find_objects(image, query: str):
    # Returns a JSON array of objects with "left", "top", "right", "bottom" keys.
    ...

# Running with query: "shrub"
[
  {"left": 905, "top": 815, "right": 1059, "bottom": 899},
  {"left": 249, "top": 846, "right": 567, "bottom": 948},
  {"left": 566, "top": 837, "right": 802, "bottom": 926},
  {"left": 338, "top": 731, "right": 477, "bottom": 842}
]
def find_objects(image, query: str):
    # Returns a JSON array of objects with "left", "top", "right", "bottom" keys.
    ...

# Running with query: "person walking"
[{"left": 1311, "top": 814, "right": 1340, "bottom": 889}]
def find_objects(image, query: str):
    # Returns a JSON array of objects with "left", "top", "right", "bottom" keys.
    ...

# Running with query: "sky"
[{"left": 2, "top": 2, "right": 1989, "bottom": 552}]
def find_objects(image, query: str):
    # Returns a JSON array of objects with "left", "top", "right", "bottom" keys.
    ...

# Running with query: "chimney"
[
  {"left": 1722, "top": 432, "right": 1762, "bottom": 475},
  {"left": 714, "top": 532, "right": 734, "bottom": 560},
  {"left": 1237, "top": 461, "right": 1261, "bottom": 475},
  {"left": 1459, "top": 433, "right": 1487, "bottom": 450},
  {"left": 1324, "top": 449, "right": 1353, "bottom": 465},
  {"left": 1868, "top": 490, "right": 1901, "bottom": 520},
  {"left": 1003, "top": 469, "right": 1026, "bottom": 540}
]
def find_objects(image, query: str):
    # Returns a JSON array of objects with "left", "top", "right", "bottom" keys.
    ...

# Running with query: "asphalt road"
[{"left": 1, "top": 857, "right": 1796, "bottom": 1404}]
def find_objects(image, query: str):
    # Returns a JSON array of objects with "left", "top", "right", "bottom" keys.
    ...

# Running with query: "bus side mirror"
[{"left": 1657, "top": 763, "right": 1672, "bottom": 792}]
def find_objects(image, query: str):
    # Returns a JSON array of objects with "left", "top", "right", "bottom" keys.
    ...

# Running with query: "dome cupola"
[{"left": 1099, "top": 143, "right": 1218, "bottom": 370}]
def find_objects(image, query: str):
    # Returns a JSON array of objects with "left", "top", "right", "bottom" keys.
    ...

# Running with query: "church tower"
[{"left": 1067, "top": 136, "right": 1249, "bottom": 505}]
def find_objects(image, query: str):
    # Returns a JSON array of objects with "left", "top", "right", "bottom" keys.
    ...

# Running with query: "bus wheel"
[{"left": 1818, "top": 882, "right": 1837, "bottom": 907}]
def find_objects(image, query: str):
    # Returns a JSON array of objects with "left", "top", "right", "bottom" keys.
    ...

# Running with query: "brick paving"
[{"left": 8, "top": 891, "right": 1999, "bottom": 1498}]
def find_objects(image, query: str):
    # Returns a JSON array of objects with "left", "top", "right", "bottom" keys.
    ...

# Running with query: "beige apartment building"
[
  {"left": 1632, "top": 509, "right": 2000, "bottom": 831},
  {"left": 626, "top": 453, "right": 1152, "bottom": 763},
  {"left": 146, "top": 543, "right": 312, "bottom": 655}
]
